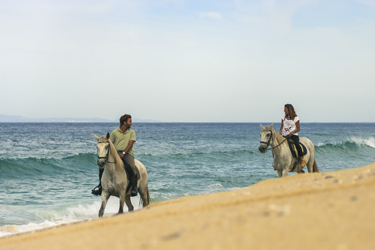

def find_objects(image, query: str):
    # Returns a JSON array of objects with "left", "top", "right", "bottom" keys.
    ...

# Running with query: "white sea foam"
[
  {"left": 208, "top": 183, "right": 223, "bottom": 189},
  {"left": 0, "top": 220, "right": 70, "bottom": 238},
  {"left": 350, "top": 137, "right": 375, "bottom": 148},
  {"left": 316, "top": 137, "right": 375, "bottom": 148},
  {"left": 0, "top": 197, "right": 142, "bottom": 238}
]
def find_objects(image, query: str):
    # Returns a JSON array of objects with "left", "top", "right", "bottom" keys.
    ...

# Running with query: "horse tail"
[
  {"left": 146, "top": 186, "right": 150, "bottom": 206},
  {"left": 313, "top": 160, "right": 319, "bottom": 172},
  {"left": 138, "top": 185, "right": 151, "bottom": 208}
]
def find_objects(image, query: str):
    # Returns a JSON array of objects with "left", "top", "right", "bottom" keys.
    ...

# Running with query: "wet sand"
[{"left": 1, "top": 163, "right": 375, "bottom": 250}]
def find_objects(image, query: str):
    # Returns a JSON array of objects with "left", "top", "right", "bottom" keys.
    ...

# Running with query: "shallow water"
[{"left": 1, "top": 122, "right": 374, "bottom": 236}]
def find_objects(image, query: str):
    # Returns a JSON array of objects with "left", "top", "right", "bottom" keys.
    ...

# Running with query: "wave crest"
[
  {"left": 316, "top": 137, "right": 375, "bottom": 155},
  {"left": 0, "top": 153, "right": 97, "bottom": 178}
]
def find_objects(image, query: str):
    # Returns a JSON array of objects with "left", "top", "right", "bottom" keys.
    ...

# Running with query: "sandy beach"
[{"left": 1, "top": 163, "right": 375, "bottom": 250}]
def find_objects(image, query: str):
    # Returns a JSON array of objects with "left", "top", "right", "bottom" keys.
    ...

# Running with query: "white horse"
[
  {"left": 258, "top": 124, "right": 319, "bottom": 177},
  {"left": 94, "top": 133, "right": 150, "bottom": 217}
]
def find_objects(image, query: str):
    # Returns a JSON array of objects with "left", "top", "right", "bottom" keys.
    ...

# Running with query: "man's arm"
[{"left": 119, "top": 140, "right": 135, "bottom": 158}]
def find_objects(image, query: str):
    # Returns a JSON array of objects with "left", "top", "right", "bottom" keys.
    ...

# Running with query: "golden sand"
[{"left": 1, "top": 163, "right": 375, "bottom": 250}]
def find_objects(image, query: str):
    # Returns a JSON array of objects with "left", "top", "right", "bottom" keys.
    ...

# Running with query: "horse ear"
[
  {"left": 94, "top": 134, "right": 99, "bottom": 141},
  {"left": 106, "top": 132, "right": 110, "bottom": 139},
  {"left": 270, "top": 123, "right": 273, "bottom": 129},
  {"left": 260, "top": 124, "right": 264, "bottom": 129}
]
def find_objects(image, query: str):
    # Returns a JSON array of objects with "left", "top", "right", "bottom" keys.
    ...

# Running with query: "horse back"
[
  {"left": 299, "top": 137, "right": 315, "bottom": 152},
  {"left": 135, "top": 159, "right": 148, "bottom": 181}
]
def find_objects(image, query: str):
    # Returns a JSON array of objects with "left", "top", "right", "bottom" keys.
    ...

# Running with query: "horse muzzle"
[
  {"left": 97, "top": 159, "right": 107, "bottom": 167},
  {"left": 258, "top": 144, "right": 268, "bottom": 153}
]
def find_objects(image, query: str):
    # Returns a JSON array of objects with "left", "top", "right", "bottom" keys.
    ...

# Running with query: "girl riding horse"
[{"left": 279, "top": 104, "right": 305, "bottom": 168}]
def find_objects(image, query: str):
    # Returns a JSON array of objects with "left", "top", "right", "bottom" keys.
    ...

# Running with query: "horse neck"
[
  {"left": 270, "top": 128, "right": 286, "bottom": 150},
  {"left": 108, "top": 140, "right": 125, "bottom": 172}
]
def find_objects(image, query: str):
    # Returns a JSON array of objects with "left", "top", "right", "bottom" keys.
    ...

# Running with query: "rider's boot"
[
  {"left": 300, "top": 157, "right": 306, "bottom": 168},
  {"left": 131, "top": 175, "right": 138, "bottom": 197},
  {"left": 92, "top": 168, "right": 104, "bottom": 196}
]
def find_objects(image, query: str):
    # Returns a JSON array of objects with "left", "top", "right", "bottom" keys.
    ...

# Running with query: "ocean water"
[{"left": 1, "top": 122, "right": 375, "bottom": 237}]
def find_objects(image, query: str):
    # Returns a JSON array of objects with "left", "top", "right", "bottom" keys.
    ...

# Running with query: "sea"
[{"left": 1, "top": 122, "right": 375, "bottom": 237}]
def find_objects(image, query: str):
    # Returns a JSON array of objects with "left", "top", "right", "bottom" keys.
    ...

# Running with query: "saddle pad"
[{"left": 287, "top": 139, "right": 307, "bottom": 158}]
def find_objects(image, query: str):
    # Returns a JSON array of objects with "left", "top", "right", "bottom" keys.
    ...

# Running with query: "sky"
[{"left": 1, "top": 0, "right": 375, "bottom": 122}]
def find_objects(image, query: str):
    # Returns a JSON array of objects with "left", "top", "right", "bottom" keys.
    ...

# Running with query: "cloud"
[
  {"left": 356, "top": 0, "right": 375, "bottom": 7},
  {"left": 199, "top": 12, "right": 222, "bottom": 20},
  {"left": 232, "top": 0, "right": 315, "bottom": 32}
]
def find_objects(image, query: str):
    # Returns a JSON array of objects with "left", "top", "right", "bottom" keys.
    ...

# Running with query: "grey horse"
[
  {"left": 258, "top": 124, "right": 319, "bottom": 177},
  {"left": 94, "top": 133, "right": 150, "bottom": 217}
]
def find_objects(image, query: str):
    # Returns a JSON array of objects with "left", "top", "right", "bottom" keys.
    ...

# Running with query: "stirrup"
[
  {"left": 91, "top": 185, "right": 102, "bottom": 196},
  {"left": 300, "top": 157, "right": 306, "bottom": 167},
  {"left": 131, "top": 187, "right": 138, "bottom": 197}
]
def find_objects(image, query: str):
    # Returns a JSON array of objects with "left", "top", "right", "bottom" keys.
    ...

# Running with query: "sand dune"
[{"left": 1, "top": 163, "right": 375, "bottom": 250}]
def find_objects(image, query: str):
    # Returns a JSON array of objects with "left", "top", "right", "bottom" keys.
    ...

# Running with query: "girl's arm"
[
  {"left": 289, "top": 120, "right": 300, "bottom": 136},
  {"left": 279, "top": 119, "right": 283, "bottom": 135}
]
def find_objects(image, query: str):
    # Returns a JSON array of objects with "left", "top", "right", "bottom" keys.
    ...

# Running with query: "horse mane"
[
  {"left": 264, "top": 124, "right": 284, "bottom": 143},
  {"left": 108, "top": 139, "right": 124, "bottom": 171},
  {"left": 271, "top": 127, "right": 284, "bottom": 142}
]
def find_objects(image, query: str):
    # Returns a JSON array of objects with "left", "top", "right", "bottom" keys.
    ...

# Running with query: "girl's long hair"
[{"left": 285, "top": 104, "right": 297, "bottom": 119}]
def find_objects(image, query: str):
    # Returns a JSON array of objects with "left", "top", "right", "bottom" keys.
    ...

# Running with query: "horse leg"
[
  {"left": 99, "top": 192, "right": 110, "bottom": 217},
  {"left": 276, "top": 169, "right": 282, "bottom": 177},
  {"left": 281, "top": 168, "right": 289, "bottom": 177},
  {"left": 118, "top": 193, "right": 126, "bottom": 214},
  {"left": 125, "top": 195, "right": 134, "bottom": 212}
]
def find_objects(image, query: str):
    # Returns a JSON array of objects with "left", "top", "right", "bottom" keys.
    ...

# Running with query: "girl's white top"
[{"left": 281, "top": 114, "right": 299, "bottom": 136}]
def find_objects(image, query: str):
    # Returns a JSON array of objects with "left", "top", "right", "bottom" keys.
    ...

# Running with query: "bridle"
[
  {"left": 97, "top": 140, "right": 115, "bottom": 167},
  {"left": 260, "top": 129, "right": 287, "bottom": 151}
]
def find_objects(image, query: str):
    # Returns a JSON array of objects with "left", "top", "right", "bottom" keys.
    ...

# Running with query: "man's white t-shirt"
[{"left": 282, "top": 115, "right": 299, "bottom": 136}]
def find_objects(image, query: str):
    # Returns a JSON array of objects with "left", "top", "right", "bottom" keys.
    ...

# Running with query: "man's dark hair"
[{"left": 120, "top": 114, "right": 131, "bottom": 126}]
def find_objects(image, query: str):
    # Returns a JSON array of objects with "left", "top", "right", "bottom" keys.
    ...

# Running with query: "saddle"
[
  {"left": 123, "top": 161, "right": 140, "bottom": 180},
  {"left": 286, "top": 138, "right": 307, "bottom": 158}
]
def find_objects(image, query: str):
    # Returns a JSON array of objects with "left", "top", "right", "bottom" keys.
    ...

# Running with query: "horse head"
[
  {"left": 94, "top": 132, "right": 111, "bottom": 168},
  {"left": 259, "top": 124, "right": 273, "bottom": 153}
]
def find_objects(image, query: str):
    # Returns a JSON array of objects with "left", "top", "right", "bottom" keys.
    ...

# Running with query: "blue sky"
[{"left": 1, "top": 0, "right": 375, "bottom": 122}]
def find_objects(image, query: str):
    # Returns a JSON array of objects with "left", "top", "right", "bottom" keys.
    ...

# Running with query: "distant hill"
[{"left": 0, "top": 114, "right": 157, "bottom": 123}]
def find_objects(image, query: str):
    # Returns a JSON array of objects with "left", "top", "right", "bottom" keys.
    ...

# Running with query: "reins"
[{"left": 260, "top": 129, "right": 287, "bottom": 152}]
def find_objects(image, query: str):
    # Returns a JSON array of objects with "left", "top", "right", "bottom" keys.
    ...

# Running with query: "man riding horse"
[{"left": 92, "top": 114, "right": 138, "bottom": 197}]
